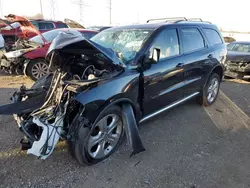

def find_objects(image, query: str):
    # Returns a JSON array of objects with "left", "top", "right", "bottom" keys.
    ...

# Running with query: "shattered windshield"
[{"left": 91, "top": 29, "right": 153, "bottom": 64}]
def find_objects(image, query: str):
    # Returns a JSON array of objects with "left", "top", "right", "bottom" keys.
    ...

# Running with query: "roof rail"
[
  {"left": 187, "top": 18, "right": 203, "bottom": 21},
  {"left": 146, "top": 17, "right": 187, "bottom": 23},
  {"left": 176, "top": 18, "right": 212, "bottom": 24},
  {"left": 147, "top": 17, "right": 212, "bottom": 24}
]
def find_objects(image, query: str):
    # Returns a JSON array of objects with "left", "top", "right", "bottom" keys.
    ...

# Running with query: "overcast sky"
[{"left": 0, "top": 0, "right": 249, "bottom": 31}]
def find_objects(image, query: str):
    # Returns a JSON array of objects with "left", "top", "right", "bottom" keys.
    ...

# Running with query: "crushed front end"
[
  {"left": 224, "top": 60, "right": 250, "bottom": 79},
  {"left": 0, "top": 32, "right": 124, "bottom": 160},
  {"left": 0, "top": 39, "right": 40, "bottom": 74},
  {"left": 0, "top": 54, "right": 26, "bottom": 74}
]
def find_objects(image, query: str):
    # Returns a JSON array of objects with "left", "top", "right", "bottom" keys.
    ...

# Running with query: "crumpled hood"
[
  {"left": 0, "top": 18, "right": 11, "bottom": 29},
  {"left": 4, "top": 14, "right": 46, "bottom": 44},
  {"left": 46, "top": 32, "right": 125, "bottom": 67},
  {"left": 227, "top": 51, "right": 250, "bottom": 62}
]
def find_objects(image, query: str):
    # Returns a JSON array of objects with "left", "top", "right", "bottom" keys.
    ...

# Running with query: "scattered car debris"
[{"left": 216, "top": 108, "right": 223, "bottom": 113}]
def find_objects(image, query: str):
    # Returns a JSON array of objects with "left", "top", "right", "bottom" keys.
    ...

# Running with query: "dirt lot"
[{"left": 0, "top": 74, "right": 250, "bottom": 188}]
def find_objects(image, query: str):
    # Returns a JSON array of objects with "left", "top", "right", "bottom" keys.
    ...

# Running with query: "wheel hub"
[
  {"left": 87, "top": 114, "right": 122, "bottom": 159},
  {"left": 207, "top": 77, "right": 219, "bottom": 103},
  {"left": 31, "top": 62, "right": 49, "bottom": 79}
]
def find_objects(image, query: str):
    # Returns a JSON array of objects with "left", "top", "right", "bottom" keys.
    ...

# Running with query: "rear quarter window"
[
  {"left": 181, "top": 28, "right": 205, "bottom": 53},
  {"left": 203, "top": 28, "right": 223, "bottom": 45}
]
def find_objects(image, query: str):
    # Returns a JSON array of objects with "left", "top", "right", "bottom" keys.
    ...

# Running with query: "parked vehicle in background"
[
  {"left": 0, "top": 14, "right": 68, "bottom": 46},
  {"left": 1, "top": 28, "right": 98, "bottom": 80},
  {"left": 224, "top": 36, "right": 236, "bottom": 44},
  {"left": 64, "top": 18, "right": 85, "bottom": 29},
  {"left": 0, "top": 17, "right": 226, "bottom": 165},
  {"left": 86, "top": 26, "right": 112, "bottom": 32},
  {"left": 225, "top": 41, "right": 250, "bottom": 79}
]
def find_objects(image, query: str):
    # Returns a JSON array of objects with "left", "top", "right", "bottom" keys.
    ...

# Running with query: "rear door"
[
  {"left": 143, "top": 28, "right": 185, "bottom": 115},
  {"left": 179, "top": 27, "right": 213, "bottom": 97}
]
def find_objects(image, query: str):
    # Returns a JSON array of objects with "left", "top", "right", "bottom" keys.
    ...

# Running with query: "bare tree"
[{"left": 71, "top": 0, "right": 85, "bottom": 23}]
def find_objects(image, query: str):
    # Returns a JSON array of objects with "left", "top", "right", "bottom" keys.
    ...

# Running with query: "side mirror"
[{"left": 151, "top": 48, "right": 160, "bottom": 63}]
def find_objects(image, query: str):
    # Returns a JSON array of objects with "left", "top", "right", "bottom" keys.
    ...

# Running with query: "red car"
[
  {"left": 0, "top": 16, "right": 97, "bottom": 80},
  {"left": 0, "top": 15, "right": 70, "bottom": 46}
]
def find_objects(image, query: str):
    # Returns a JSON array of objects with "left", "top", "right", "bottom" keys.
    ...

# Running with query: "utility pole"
[
  {"left": 0, "top": 0, "right": 3, "bottom": 18},
  {"left": 40, "top": 0, "right": 43, "bottom": 17},
  {"left": 108, "top": 0, "right": 111, "bottom": 25},
  {"left": 49, "top": 0, "right": 56, "bottom": 20},
  {"left": 71, "top": 0, "right": 85, "bottom": 23}
]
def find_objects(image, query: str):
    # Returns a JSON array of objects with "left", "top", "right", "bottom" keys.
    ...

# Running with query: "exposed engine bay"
[{"left": 5, "top": 34, "right": 123, "bottom": 159}]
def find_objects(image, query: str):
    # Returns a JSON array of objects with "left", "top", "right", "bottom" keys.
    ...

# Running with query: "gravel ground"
[
  {"left": 221, "top": 79, "right": 250, "bottom": 116},
  {"left": 0, "top": 74, "right": 250, "bottom": 188}
]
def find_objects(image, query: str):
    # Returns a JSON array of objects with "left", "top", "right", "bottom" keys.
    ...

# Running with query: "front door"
[{"left": 143, "top": 28, "right": 185, "bottom": 116}]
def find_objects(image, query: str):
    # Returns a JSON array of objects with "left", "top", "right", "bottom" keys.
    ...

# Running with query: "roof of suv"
[{"left": 113, "top": 21, "right": 217, "bottom": 30}]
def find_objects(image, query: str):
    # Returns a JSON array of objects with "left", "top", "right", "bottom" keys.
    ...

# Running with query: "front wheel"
[
  {"left": 197, "top": 73, "right": 221, "bottom": 106},
  {"left": 25, "top": 59, "right": 49, "bottom": 81},
  {"left": 68, "top": 105, "right": 125, "bottom": 165}
]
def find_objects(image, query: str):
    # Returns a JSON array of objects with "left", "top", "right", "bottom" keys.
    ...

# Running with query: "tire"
[
  {"left": 68, "top": 105, "right": 125, "bottom": 165},
  {"left": 25, "top": 59, "right": 49, "bottom": 81},
  {"left": 197, "top": 73, "right": 221, "bottom": 106}
]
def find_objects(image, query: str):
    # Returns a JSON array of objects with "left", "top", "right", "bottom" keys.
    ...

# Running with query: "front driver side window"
[{"left": 149, "top": 29, "right": 180, "bottom": 61}]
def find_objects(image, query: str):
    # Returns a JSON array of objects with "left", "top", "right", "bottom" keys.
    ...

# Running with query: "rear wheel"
[
  {"left": 197, "top": 73, "right": 220, "bottom": 106},
  {"left": 25, "top": 59, "right": 49, "bottom": 81},
  {"left": 68, "top": 105, "right": 125, "bottom": 165}
]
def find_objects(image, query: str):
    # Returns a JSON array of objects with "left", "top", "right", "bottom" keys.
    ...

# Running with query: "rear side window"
[
  {"left": 150, "top": 29, "right": 180, "bottom": 60},
  {"left": 181, "top": 28, "right": 205, "bottom": 53},
  {"left": 38, "top": 22, "right": 55, "bottom": 30},
  {"left": 203, "top": 28, "right": 223, "bottom": 45},
  {"left": 57, "top": 23, "right": 68, "bottom": 28}
]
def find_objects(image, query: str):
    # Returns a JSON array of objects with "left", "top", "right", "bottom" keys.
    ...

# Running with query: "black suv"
[{"left": 0, "top": 18, "right": 227, "bottom": 165}]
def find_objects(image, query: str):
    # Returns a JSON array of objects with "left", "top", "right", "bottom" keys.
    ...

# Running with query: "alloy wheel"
[
  {"left": 87, "top": 114, "right": 123, "bottom": 159},
  {"left": 31, "top": 62, "right": 49, "bottom": 79},
  {"left": 207, "top": 77, "right": 219, "bottom": 103}
]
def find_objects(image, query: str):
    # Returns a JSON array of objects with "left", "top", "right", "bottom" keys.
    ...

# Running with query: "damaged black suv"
[{"left": 0, "top": 18, "right": 226, "bottom": 165}]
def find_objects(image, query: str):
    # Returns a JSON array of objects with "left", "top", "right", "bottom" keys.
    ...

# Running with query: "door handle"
[
  {"left": 208, "top": 54, "right": 213, "bottom": 58},
  {"left": 176, "top": 63, "right": 184, "bottom": 67}
]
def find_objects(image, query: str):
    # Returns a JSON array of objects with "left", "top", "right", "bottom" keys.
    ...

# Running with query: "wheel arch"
[
  {"left": 23, "top": 58, "right": 46, "bottom": 78},
  {"left": 212, "top": 65, "right": 224, "bottom": 81},
  {"left": 78, "top": 97, "right": 141, "bottom": 124},
  {"left": 204, "top": 65, "right": 224, "bottom": 89}
]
